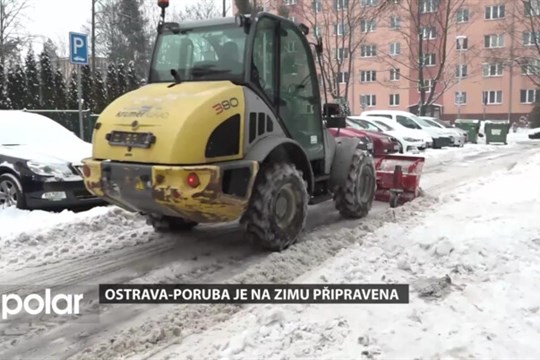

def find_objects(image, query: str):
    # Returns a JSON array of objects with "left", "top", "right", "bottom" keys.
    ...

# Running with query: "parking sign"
[{"left": 69, "top": 32, "right": 89, "bottom": 65}]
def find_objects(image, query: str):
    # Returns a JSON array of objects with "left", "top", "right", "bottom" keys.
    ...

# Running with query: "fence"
[{"left": 22, "top": 109, "right": 100, "bottom": 143}]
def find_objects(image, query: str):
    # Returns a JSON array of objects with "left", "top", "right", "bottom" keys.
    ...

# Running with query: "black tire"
[
  {"left": 0, "top": 173, "right": 26, "bottom": 209},
  {"left": 334, "top": 149, "right": 376, "bottom": 218},
  {"left": 240, "top": 162, "right": 308, "bottom": 251},
  {"left": 390, "top": 193, "right": 400, "bottom": 208},
  {"left": 146, "top": 215, "right": 198, "bottom": 233}
]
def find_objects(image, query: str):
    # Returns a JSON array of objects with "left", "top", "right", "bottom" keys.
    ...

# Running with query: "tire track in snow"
[{"left": 0, "top": 144, "right": 536, "bottom": 360}]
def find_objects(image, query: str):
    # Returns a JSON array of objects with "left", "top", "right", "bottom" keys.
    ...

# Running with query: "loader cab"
[{"left": 148, "top": 13, "right": 325, "bottom": 162}]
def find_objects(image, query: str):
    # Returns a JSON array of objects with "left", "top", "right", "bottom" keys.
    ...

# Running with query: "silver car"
[{"left": 418, "top": 116, "right": 466, "bottom": 147}]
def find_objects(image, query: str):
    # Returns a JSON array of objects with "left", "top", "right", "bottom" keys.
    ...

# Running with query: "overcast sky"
[{"left": 23, "top": 0, "right": 225, "bottom": 54}]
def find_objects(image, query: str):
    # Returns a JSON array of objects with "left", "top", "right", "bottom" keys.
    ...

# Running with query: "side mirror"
[
  {"left": 323, "top": 103, "right": 341, "bottom": 117},
  {"left": 326, "top": 116, "right": 347, "bottom": 128}
]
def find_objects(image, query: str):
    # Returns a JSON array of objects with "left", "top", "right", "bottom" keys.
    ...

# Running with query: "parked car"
[
  {"left": 418, "top": 116, "right": 466, "bottom": 147},
  {"left": 0, "top": 110, "right": 105, "bottom": 210},
  {"left": 347, "top": 115, "right": 426, "bottom": 153},
  {"left": 362, "top": 110, "right": 452, "bottom": 149},
  {"left": 326, "top": 125, "right": 401, "bottom": 155}
]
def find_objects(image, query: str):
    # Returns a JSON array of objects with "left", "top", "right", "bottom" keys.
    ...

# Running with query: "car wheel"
[{"left": 0, "top": 173, "right": 26, "bottom": 209}]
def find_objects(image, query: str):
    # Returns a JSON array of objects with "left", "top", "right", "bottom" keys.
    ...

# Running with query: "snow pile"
[
  {"left": 0, "top": 206, "right": 149, "bottom": 271},
  {"left": 151, "top": 152, "right": 540, "bottom": 360}
]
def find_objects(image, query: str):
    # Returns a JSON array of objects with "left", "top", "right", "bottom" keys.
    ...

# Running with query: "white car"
[
  {"left": 362, "top": 110, "right": 452, "bottom": 149},
  {"left": 347, "top": 116, "right": 425, "bottom": 153},
  {"left": 418, "top": 116, "right": 466, "bottom": 147}
]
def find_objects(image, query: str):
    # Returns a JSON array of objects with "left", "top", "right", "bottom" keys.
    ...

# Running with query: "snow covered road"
[{"left": 0, "top": 138, "right": 538, "bottom": 359}]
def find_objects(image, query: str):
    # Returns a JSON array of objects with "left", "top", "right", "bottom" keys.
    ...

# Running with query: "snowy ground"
[
  {"left": 0, "top": 134, "right": 538, "bottom": 359},
  {"left": 148, "top": 147, "right": 540, "bottom": 360}
]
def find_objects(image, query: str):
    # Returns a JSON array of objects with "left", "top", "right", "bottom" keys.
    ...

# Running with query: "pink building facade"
[{"left": 259, "top": 0, "right": 538, "bottom": 122}]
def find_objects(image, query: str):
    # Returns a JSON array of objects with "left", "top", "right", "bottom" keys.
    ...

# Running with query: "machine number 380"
[{"left": 212, "top": 97, "right": 239, "bottom": 114}]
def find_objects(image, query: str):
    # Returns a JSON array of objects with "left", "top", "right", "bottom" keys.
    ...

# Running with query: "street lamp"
[{"left": 456, "top": 35, "right": 466, "bottom": 120}]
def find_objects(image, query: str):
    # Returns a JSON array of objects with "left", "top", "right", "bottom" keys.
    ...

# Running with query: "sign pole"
[{"left": 77, "top": 66, "right": 84, "bottom": 139}]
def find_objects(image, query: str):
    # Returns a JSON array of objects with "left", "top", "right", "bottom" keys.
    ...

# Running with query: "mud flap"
[{"left": 329, "top": 136, "right": 365, "bottom": 189}]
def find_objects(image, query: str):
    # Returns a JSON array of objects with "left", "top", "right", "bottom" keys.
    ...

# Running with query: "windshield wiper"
[{"left": 168, "top": 69, "right": 182, "bottom": 87}]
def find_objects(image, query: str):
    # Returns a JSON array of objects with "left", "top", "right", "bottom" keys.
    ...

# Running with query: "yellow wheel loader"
[{"left": 81, "top": 0, "right": 377, "bottom": 251}]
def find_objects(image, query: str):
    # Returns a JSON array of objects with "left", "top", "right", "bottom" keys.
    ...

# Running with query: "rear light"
[
  {"left": 82, "top": 165, "right": 91, "bottom": 177},
  {"left": 187, "top": 173, "right": 200, "bottom": 188}
]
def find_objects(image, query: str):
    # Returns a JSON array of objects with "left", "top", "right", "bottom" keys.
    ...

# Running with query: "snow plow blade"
[{"left": 374, "top": 155, "right": 425, "bottom": 207}]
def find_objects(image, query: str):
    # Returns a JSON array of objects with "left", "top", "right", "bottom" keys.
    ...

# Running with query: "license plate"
[{"left": 107, "top": 131, "right": 156, "bottom": 148}]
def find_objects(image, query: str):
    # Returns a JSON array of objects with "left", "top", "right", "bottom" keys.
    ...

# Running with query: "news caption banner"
[{"left": 99, "top": 284, "right": 409, "bottom": 304}]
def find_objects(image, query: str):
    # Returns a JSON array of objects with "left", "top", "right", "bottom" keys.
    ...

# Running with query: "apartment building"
[{"left": 261, "top": 0, "right": 539, "bottom": 122}]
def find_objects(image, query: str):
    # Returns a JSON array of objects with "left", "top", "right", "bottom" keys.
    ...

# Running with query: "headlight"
[
  {"left": 403, "top": 137, "right": 420, "bottom": 142},
  {"left": 26, "top": 161, "right": 74, "bottom": 178}
]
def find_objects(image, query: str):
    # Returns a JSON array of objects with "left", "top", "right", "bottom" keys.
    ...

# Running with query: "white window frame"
[
  {"left": 484, "top": 34, "right": 504, "bottom": 48},
  {"left": 523, "top": 31, "right": 540, "bottom": 46},
  {"left": 420, "top": 53, "right": 436, "bottom": 67},
  {"left": 520, "top": 89, "right": 538, "bottom": 103},
  {"left": 337, "top": 71, "right": 349, "bottom": 83},
  {"left": 483, "top": 63, "right": 504, "bottom": 77},
  {"left": 417, "top": 79, "right": 435, "bottom": 93},
  {"left": 455, "top": 91, "right": 467, "bottom": 105},
  {"left": 360, "top": 44, "right": 377, "bottom": 57},
  {"left": 420, "top": 0, "right": 438, "bottom": 13},
  {"left": 482, "top": 90, "right": 503, "bottom": 105},
  {"left": 390, "top": 16, "right": 401, "bottom": 29},
  {"left": 336, "top": 22, "right": 349, "bottom": 36},
  {"left": 283, "top": 0, "right": 297, "bottom": 5},
  {"left": 390, "top": 68, "right": 400, "bottom": 81},
  {"left": 360, "top": 70, "right": 376, "bottom": 82},
  {"left": 389, "top": 93, "right": 400, "bottom": 106},
  {"left": 485, "top": 4, "right": 505, "bottom": 20},
  {"left": 389, "top": 42, "right": 400, "bottom": 55},
  {"left": 361, "top": 0, "right": 379, "bottom": 7},
  {"left": 360, "top": 19, "right": 376, "bottom": 32},
  {"left": 457, "top": 7, "right": 469, "bottom": 23},
  {"left": 456, "top": 36, "right": 468, "bottom": 50},
  {"left": 360, "top": 94, "right": 377, "bottom": 107},
  {"left": 522, "top": 58, "right": 540, "bottom": 75},
  {"left": 525, "top": 0, "right": 540, "bottom": 16},
  {"left": 456, "top": 64, "right": 468, "bottom": 78},
  {"left": 336, "top": 0, "right": 349, "bottom": 10},
  {"left": 421, "top": 26, "right": 436, "bottom": 40}
]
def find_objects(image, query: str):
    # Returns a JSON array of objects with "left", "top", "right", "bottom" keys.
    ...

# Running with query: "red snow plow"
[{"left": 328, "top": 127, "right": 425, "bottom": 208}]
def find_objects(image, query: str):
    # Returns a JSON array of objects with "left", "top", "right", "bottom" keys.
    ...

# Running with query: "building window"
[
  {"left": 525, "top": 0, "right": 540, "bottom": 16},
  {"left": 522, "top": 58, "right": 540, "bottom": 75},
  {"left": 485, "top": 4, "right": 505, "bottom": 19},
  {"left": 457, "top": 7, "right": 469, "bottom": 22},
  {"left": 420, "top": 53, "right": 436, "bottom": 66},
  {"left": 418, "top": 79, "right": 434, "bottom": 92},
  {"left": 389, "top": 42, "right": 401, "bottom": 55},
  {"left": 482, "top": 90, "right": 503, "bottom": 105},
  {"left": 360, "top": 44, "right": 377, "bottom": 57},
  {"left": 336, "top": 23, "right": 349, "bottom": 35},
  {"left": 456, "top": 64, "right": 468, "bottom": 78},
  {"left": 389, "top": 93, "right": 400, "bottom": 106},
  {"left": 420, "top": 0, "right": 438, "bottom": 13},
  {"left": 360, "top": 94, "right": 377, "bottom": 107},
  {"left": 483, "top": 63, "right": 504, "bottom": 77},
  {"left": 520, "top": 89, "right": 538, "bottom": 103},
  {"left": 523, "top": 31, "right": 540, "bottom": 46},
  {"left": 312, "top": 0, "right": 322, "bottom": 12},
  {"left": 360, "top": 19, "right": 377, "bottom": 32},
  {"left": 390, "top": 16, "right": 401, "bottom": 29},
  {"left": 421, "top": 26, "right": 436, "bottom": 40},
  {"left": 390, "top": 68, "right": 400, "bottom": 81},
  {"left": 456, "top": 37, "right": 468, "bottom": 50},
  {"left": 336, "top": 72, "right": 349, "bottom": 83},
  {"left": 455, "top": 91, "right": 467, "bottom": 104},
  {"left": 314, "top": 26, "right": 322, "bottom": 37},
  {"left": 484, "top": 34, "right": 504, "bottom": 48},
  {"left": 336, "top": 47, "right": 349, "bottom": 60},
  {"left": 336, "top": 0, "right": 349, "bottom": 10},
  {"left": 360, "top": 70, "right": 376, "bottom": 82},
  {"left": 284, "top": 0, "right": 297, "bottom": 5},
  {"left": 361, "top": 0, "right": 379, "bottom": 7}
]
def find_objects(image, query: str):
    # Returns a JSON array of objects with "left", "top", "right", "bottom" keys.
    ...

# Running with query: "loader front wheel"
[
  {"left": 334, "top": 149, "right": 376, "bottom": 218},
  {"left": 241, "top": 162, "right": 308, "bottom": 251},
  {"left": 146, "top": 215, "right": 198, "bottom": 233}
]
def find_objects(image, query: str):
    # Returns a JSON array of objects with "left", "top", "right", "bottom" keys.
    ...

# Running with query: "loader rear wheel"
[
  {"left": 146, "top": 215, "right": 198, "bottom": 233},
  {"left": 241, "top": 162, "right": 308, "bottom": 251},
  {"left": 334, "top": 149, "right": 376, "bottom": 218}
]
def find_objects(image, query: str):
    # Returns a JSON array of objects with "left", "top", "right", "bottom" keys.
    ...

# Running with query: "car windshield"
[
  {"left": 149, "top": 23, "right": 247, "bottom": 83},
  {"left": 414, "top": 116, "right": 437, "bottom": 127},
  {"left": 0, "top": 113, "right": 81, "bottom": 145},
  {"left": 347, "top": 119, "right": 369, "bottom": 130},
  {"left": 423, "top": 119, "right": 443, "bottom": 128},
  {"left": 359, "top": 120, "right": 381, "bottom": 132},
  {"left": 373, "top": 120, "right": 393, "bottom": 131}
]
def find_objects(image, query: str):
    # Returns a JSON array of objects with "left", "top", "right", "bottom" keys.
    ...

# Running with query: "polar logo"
[{"left": 1, "top": 289, "right": 83, "bottom": 320}]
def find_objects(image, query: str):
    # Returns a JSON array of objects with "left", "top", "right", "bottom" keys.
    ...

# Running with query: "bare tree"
[
  {"left": 300, "top": 0, "right": 388, "bottom": 113},
  {"left": 0, "top": 0, "right": 29, "bottom": 67},
  {"left": 174, "top": 0, "right": 223, "bottom": 21},
  {"left": 376, "top": 0, "right": 478, "bottom": 116}
]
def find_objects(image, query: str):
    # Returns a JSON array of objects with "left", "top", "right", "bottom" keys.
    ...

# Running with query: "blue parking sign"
[{"left": 69, "top": 32, "right": 89, "bottom": 65}]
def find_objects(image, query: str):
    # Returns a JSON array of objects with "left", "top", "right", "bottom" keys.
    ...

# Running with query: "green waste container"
[
  {"left": 484, "top": 121, "right": 510, "bottom": 144},
  {"left": 455, "top": 119, "right": 480, "bottom": 144}
]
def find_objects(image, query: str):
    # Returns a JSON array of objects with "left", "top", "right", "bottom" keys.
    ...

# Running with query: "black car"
[{"left": 0, "top": 111, "right": 105, "bottom": 210}]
